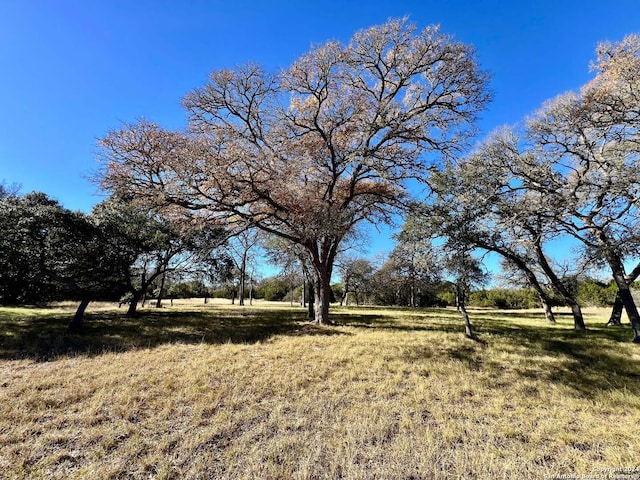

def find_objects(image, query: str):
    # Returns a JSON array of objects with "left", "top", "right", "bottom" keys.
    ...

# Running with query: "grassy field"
[{"left": 1, "top": 300, "right": 639, "bottom": 479}]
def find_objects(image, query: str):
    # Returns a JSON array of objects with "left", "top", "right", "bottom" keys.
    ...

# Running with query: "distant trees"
[
  {"left": 98, "top": 18, "right": 490, "bottom": 324},
  {"left": 336, "top": 257, "right": 374, "bottom": 306}
]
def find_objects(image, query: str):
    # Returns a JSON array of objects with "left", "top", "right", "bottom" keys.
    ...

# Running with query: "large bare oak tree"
[{"left": 99, "top": 18, "right": 489, "bottom": 324}]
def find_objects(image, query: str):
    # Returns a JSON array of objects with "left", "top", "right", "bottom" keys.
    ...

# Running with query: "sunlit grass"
[{"left": 1, "top": 301, "right": 639, "bottom": 479}]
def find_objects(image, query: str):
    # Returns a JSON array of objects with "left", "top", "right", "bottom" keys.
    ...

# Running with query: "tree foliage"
[
  {"left": 91, "top": 197, "right": 230, "bottom": 315},
  {"left": 0, "top": 192, "right": 133, "bottom": 327}
]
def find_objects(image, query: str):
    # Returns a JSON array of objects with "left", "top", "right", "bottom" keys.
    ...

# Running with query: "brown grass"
[{"left": 0, "top": 301, "right": 639, "bottom": 479}]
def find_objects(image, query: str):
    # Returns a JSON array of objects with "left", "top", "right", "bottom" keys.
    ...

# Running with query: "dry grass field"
[{"left": 1, "top": 300, "right": 639, "bottom": 479}]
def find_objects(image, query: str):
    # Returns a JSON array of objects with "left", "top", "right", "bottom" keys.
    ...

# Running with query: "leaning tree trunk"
[
  {"left": 532, "top": 238, "right": 584, "bottom": 330},
  {"left": 608, "top": 292, "right": 624, "bottom": 326},
  {"left": 478, "top": 241, "right": 556, "bottom": 323},
  {"left": 609, "top": 269, "right": 640, "bottom": 342},
  {"left": 607, "top": 260, "right": 640, "bottom": 326},
  {"left": 68, "top": 298, "right": 91, "bottom": 331},
  {"left": 538, "top": 292, "right": 556, "bottom": 324},
  {"left": 460, "top": 303, "right": 474, "bottom": 339},
  {"left": 593, "top": 228, "right": 640, "bottom": 342}
]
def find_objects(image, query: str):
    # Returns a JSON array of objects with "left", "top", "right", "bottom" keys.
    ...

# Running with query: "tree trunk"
[
  {"left": 569, "top": 301, "right": 586, "bottom": 331},
  {"left": 410, "top": 282, "right": 415, "bottom": 308},
  {"left": 302, "top": 281, "right": 306, "bottom": 308},
  {"left": 306, "top": 239, "right": 338, "bottom": 325},
  {"left": 290, "top": 279, "right": 294, "bottom": 307},
  {"left": 156, "top": 273, "right": 166, "bottom": 308},
  {"left": 532, "top": 237, "right": 585, "bottom": 330},
  {"left": 478, "top": 241, "right": 553, "bottom": 320},
  {"left": 611, "top": 275, "right": 640, "bottom": 343},
  {"left": 314, "top": 270, "right": 332, "bottom": 325},
  {"left": 538, "top": 292, "right": 556, "bottom": 324},
  {"left": 593, "top": 227, "right": 640, "bottom": 342},
  {"left": 308, "top": 281, "right": 315, "bottom": 320},
  {"left": 127, "top": 290, "right": 143, "bottom": 317},
  {"left": 608, "top": 292, "right": 624, "bottom": 326},
  {"left": 239, "top": 252, "right": 246, "bottom": 306},
  {"left": 69, "top": 298, "right": 90, "bottom": 331},
  {"left": 456, "top": 285, "right": 474, "bottom": 338},
  {"left": 249, "top": 274, "right": 253, "bottom": 306},
  {"left": 460, "top": 303, "right": 474, "bottom": 339}
]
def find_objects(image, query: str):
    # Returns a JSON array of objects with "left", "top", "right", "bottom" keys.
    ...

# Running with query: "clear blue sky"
[{"left": 1, "top": 0, "right": 639, "bottom": 261}]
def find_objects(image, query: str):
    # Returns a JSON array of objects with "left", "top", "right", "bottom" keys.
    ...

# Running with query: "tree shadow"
[
  {"left": 0, "top": 306, "right": 346, "bottom": 361},
  {"left": 333, "top": 306, "right": 640, "bottom": 399},
  {"left": 425, "top": 312, "right": 640, "bottom": 398},
  {"left": 331, "top": 308, "right": 471, "bottom": 335}
]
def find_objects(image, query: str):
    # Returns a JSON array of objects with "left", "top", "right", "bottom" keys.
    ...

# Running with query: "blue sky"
[{"left": 1, "top": 0, "right": 639, "bottom": 264}]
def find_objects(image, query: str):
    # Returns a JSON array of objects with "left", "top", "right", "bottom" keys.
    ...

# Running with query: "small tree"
[
  {"left": 91, "top": 197, "right": 228, "bottom": 316},
  {"left": 443, "top": 251, "right": 489, "bottom": 339}
]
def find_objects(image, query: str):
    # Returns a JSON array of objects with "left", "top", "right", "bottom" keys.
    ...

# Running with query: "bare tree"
[{"left": 98, "top": 18, "right": 489, "bottom": 324}]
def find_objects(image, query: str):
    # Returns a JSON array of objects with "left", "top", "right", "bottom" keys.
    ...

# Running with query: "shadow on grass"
[
  {"left": 331, "top": 307, "right": 471, "bottom": 335},
  {"left": 334, "top": 306, "right": 640, "bottom": 398},
  {"left": 0, "top": 306, "right": 346, "bottom": 361},
  {"left": 3, "top": 304, "right": 639, "bottom": 400},
  {"left": 454, "top": 313, "right": 639, "bottom": 398}
]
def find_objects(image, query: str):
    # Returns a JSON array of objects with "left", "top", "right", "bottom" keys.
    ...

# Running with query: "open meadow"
[{"left": 1, "top": 300, "right": 639, "bottom": 479}]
